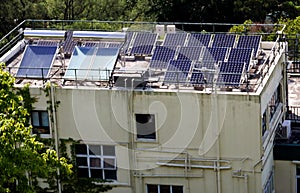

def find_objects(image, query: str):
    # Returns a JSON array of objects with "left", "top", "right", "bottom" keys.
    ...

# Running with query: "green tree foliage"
[
  {"left": 278, "top": 16, "right": 300, "bottom": 35},
  {"left": 1, "top": 0, "right": 300, "bottom": 36},
  {"left": 0, "top": 63, "right": 72, "bottom": 192}
]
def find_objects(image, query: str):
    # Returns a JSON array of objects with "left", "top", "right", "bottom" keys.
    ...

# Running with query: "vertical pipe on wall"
[
  {"left": 50, "top": 82, "right": 62, "bottom": 193},
  {"left": 128, "top": 78, "right": 136, "bottom": 193}
]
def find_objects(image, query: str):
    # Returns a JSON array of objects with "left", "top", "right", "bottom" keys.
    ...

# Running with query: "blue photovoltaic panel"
[
  {"left": 164, "top": 60, "right": 192, "bottom": 84},
  {"left": 190, "top": 69, "right": 215, "bottom": 86},
  {"left": 190, "top": 60, "right": 215, "bottom": 85},
  {"left": 84, "top": 42, "right": 98, "bottom": 47},
  {"left": 177, "top": 46, "right": 202, "bottom": 61},
  {"left": 63, "top": 31, "right": 77, "bottom": 54},
  {"left": 190, "top": 69, "right": 205, "bottom": 85},
  {"left": 149, "top": 46, "right": 177, "bottom": 69},
  {"left": 236, "top": 35, "right": 261, "bottom": 57},
  {"left": 227, "top": 48, "right": 252, "bottom": 70},
  {"left": 121, "top": 32, "right": 134, "bottom": 54},
  {"left": 212, "top": 34, "right": 236, "bottom": 47},
  {"left": 130, "top": 33, "right": 158, "bottom": 55},
  {"left": 163, "top": 33, "right": 188, "bottom": 46},
  {"left": 64, "top": 47, "right": 119, "bottom": 81},
  {"left": 217, "top": 61, "right": 245, "bottom": 86},
  {"left": 37, "top": 40, "right": 58, "bottom": 47},
  {"left": 201, "top": 60, "right": 217, "bottom": 69},
  {"left": 188, "top": 33, "right": 211, "bottom": 47},
  {"left": 84, "top": 42, "right": 121, "bottom": 48},
  {"left": 16, "top": 46, "right": 57, "bottom": 78},
  {"left": 202, "top": 47, "right": 228, "bottom": 62},
  {"left": 108, "top": 42, "right": 122, "bottom": 48}
]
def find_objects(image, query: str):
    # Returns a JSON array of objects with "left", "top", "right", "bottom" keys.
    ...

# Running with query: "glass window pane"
[
  {"left": 160, "top": 185, "right": 170, "bottom": 193},
  {"left": 104, "top": 158, "right": 115, "bottom": 169},
  {"left": 104, "top": 170, "right": 117, "bottom": 180},
  {"left": 103, "top": 145, "right": 115, "bottom": 156},
  {"left": 90, "top": 169, "right": 103, "bottom": 179},
  {"left": 41, "top": 111, "right": 49, "bottom": 127},
  {"left": 75, "top": 144, "right": 87, "bottom": 154},
  {"left": 89, "top": 145, "right": 101, "bottom": 155},
  {"left": 90, "top": 158, "right": 101, "bottom": 167},
  {"left": 76, "top": 157, "right": 88, "bottom": 166},
  {"left": 147, "top": 184, "right": 158, "bottom": 193},
  {"left": 297, "top": 168, "right": 300, "bottom": 175},
  {"left": 32, "top": 111, "right": 40, "bottom": 126},
  {"left": 172, "top": 186, "right": 183, "bottom": 193},
  {"left": 297, "top": 178, "right": 300, "bottom": 193},
  {"left": 77, "top": 168, "right": 89, "bottom": 178}
]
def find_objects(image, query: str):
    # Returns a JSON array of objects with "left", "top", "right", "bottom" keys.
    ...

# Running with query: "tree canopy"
[
  {"left": 0, "top": 63, "right": 72, "bottom": 192},
  {"left": 1, "top": 0, "right": 300, "bottom": 36}
]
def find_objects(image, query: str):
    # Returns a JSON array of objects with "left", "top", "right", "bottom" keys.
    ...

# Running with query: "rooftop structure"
[{"left": 1, "top": 21, "right": 285, "bottom": 94}]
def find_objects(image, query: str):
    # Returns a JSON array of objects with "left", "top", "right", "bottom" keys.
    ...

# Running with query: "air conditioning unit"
[
  {"left": 167, "top": 25, "right": 176, "bottom": 33},
  {"left": 155, "top": 25, "right": 165, "bottom": 37},
  {"left": 281, "top": 120, "right": 291, "bottom": 138}
]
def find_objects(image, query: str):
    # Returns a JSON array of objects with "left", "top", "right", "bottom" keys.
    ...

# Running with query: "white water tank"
[
  {"left": 156, "top": 25, "right": 165, "bottom": 37},
  {"left": 167, "top": 25, "right": 176, "bottom": 33}
]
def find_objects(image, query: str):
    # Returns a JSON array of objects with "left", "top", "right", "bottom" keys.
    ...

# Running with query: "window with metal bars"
[{"left": 75, "top": 144, "right": 117, "bottom": 180}]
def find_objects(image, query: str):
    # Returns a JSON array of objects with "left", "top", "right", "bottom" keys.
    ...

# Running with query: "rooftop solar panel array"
[
  {"left": 236, "top": 35, "right": 261, "bottom": 57},
  {"left": 218, "top": 61, "right": 245, "bottom": 86},
  {"left": 164, "top": 60, "right": 192, "bottom": 84},
  {"left": 177, "top": 46, "right": 202, "bottom": 61},
  {"left": 188, "top": 33, "right": 211, "bottom": 47},
  {"left": 149, "top": 46, "right": 177, "bottom": 69},
  {"left": 163, "top": 33, "right": 188, "bottom": 46},
  {"left": 17, "top": 30, "right": 262, "bottom": 88},
  {"left": 212, "top": 34, "right": 236, "bottom": 48},
  {"left": 227, "top": 48, "right": 253, "bottom": 70},
  {"left": 16, "top": 45, "right": 57, "bottom": 78},
  {"left": 202, "top": 47, "right": 228, "bottom": 62},
  {"left": 130, "top": 33, "right": 158, "bottom": 55}
]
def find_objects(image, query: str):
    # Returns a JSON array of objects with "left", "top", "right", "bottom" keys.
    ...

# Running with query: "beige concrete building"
[{"left": 0, "top": 21, "right": 289, "bottom": 193}]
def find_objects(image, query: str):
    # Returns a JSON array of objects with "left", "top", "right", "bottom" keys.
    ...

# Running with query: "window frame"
[
  {"left": 31, "top": 110, "right": 51, "bottom": 138},
  {"left": 262, "top": 110, "right": 267, "bottom": 137},
  {"left": 135, "top": 113, "right": 157, "bottom": 141},
  {"left": 75, "top": 144, "right": 117, "bottom": 181},
  {"left": 268, "top": 85, "right": 282, "bottom": 123},
  {"left": 146, "top": 184, "right": 184, "bottom": 193}
]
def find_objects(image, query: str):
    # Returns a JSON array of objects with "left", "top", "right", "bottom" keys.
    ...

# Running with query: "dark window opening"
[
  {"left": 136, "top": 114, "right": 156, "bottom": 140},
  {"left": 147, "top": 184, "right": 183, "bottom": 193}
]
